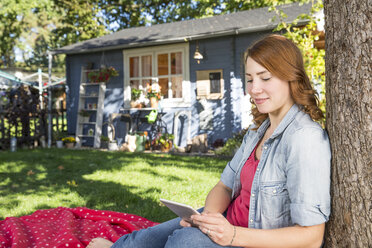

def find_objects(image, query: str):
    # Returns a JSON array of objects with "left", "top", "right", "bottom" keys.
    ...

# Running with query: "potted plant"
[
  {"left": 62, "top": 136, "right": 76, "bottom": 149},
  {"left": 54, "top": 131, "right": 67, "bottom": 148},
  {"left": 146, "top": 84, "right": 162, "bottom": 108},
  {"left": 153, "top": 133, "right": 174, "bottom": 152},
  {"left": 87, "top": 66, "right": 119, "bottom": 83},
  {"left": 108, "top": 139, "right": 118, "bottom": 151},
  {"left": 100, "top": 135, "right": 110, "bottom": 149},
  {"left": 131, "top": 88, "right": 144, "bottom": 108},
  {"left": 79, "top": 109, "right": 91, "bottom": 123},
  {"left": 135, "top": 131, "right": 147, "bottom": 152}
]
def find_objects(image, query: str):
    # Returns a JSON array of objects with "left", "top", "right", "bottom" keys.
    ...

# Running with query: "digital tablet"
[{"left": 160, "top": 198, "right": 200, "bottom": 222}]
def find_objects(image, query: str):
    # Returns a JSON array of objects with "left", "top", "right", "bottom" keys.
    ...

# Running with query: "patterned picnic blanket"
[{"left": 0, "top": 207, "right": 158, "bottom": 248}]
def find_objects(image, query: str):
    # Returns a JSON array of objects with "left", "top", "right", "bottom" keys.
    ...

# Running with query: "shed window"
[
  {"left": 124, "top": 44, "right": 190, "bottom": 108},
  {"left": 157, "top": 52, "right": 183, "bottom": 99},
  {"left": 196, "top": 69, "right": 224, "bottom": 100},
  {"left": 129, "top": 55, "right": 153, "bottom": 91}
]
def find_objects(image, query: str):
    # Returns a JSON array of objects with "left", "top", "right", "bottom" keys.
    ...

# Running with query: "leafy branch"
[{"left": 270, "top": 0, "right": 326, "bottom": 119}]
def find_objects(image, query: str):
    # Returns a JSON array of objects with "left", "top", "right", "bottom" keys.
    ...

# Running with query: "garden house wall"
[{"left": 65, "top": 30, "right": 272, "bottom": 147}]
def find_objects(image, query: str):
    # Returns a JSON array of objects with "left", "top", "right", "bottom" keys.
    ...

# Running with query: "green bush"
[
  {"left": 214, "top": 128, "right": 248, "bottom": 156},
  {"left": 100, "top": 135, "right": 110, "bottom": 142},
  {"left": 54, "top": 131, "right": 68, "bottom": 141}
]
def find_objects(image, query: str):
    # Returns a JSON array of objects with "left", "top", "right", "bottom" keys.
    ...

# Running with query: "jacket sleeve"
[{"left": 286, "top": 126, "right": 331, "bottom": 226}]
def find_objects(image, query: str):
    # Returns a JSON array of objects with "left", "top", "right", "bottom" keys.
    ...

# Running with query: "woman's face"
[{"left": 245, "top": 57, "right": 294, "bottom": 118}]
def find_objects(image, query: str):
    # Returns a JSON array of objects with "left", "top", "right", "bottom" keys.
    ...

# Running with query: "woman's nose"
[{"left": 250, "top": 81, "right": 262, "bottom": 94}]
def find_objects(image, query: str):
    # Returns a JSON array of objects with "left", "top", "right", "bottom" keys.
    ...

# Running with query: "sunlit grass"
[{"left": 0, "top": 148, "right": 228, "bottom": 222}]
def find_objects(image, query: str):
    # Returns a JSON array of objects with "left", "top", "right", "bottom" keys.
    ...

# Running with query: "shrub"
[
  {"left": 214, "top": 128, "right": 248, "bottom": 156},
  {"left": 100, "top": 135, "right": 110, "bottom": 142}
]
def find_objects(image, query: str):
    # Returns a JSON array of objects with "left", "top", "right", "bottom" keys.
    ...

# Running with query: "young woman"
[{"left": 87, "top": 34, "right": 331, "bottom": 248}]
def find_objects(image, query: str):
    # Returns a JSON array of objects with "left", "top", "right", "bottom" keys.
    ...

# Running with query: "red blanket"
[{"left": 0, "top": 207, "right": 158, "bottom": 248}]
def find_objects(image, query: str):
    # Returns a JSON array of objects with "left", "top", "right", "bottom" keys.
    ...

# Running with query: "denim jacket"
[{"left": 221, "top": 104, "right": 331, "bottom": 229}]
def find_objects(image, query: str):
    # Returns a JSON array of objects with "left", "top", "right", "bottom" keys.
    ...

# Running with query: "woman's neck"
[{"left": 268, "top": 103, "right": 294, "bottom": 130}]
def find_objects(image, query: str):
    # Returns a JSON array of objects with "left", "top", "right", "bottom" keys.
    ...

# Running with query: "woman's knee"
[{"left": 165, "top": 227, "right": 211, "bottom": 248}]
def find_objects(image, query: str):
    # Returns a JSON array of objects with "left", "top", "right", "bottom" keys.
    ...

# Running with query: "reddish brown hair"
[{"left": 245, "top": 34, "right": 323, "bottom": 127}]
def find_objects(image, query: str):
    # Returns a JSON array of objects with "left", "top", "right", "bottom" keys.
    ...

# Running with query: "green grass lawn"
[{"left": 0, "top": 148, "right": 229, "bottom": 223}]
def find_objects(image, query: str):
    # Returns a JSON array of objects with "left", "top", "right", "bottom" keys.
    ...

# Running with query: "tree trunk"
[{"left": 324, "top": 0, "right": 371, "bottom": 247}]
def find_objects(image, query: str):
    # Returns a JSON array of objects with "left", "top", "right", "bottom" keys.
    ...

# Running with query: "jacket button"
[
  {"left": 252, "top": 193, "right": 255, "bottom": 197},
  {"left": 264, "top": 146, "right": 268, "bottom": 150},
  {"left": 273, "top": 190, "right": 277, "bottom": 193},
  {"left": 250, "top": 219, "right": 253, "bottom": 223}
]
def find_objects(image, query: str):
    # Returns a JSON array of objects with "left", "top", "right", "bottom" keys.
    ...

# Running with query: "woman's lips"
[{"left": 254, "top": 98, "right": 268, "bottom": 104}]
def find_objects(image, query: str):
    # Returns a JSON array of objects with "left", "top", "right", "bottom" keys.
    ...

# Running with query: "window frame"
[
  {"left": 123, "top": 43, "right": 190, "bottom": 108},
  {"left": 196, "top": 69, "right": 224, "bottom": 100}
]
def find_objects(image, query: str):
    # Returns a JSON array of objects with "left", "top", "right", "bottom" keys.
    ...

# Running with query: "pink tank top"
[{"left": 226, "top": 146, "right": 259, "bottom": 227}]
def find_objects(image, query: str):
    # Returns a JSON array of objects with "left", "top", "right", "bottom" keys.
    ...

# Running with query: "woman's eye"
[
  {"left": 247, "top": 79, "right": 253, "bottom": 83},
  {"left": 262, "top": 77, "right": 271, "bottom": 81}
]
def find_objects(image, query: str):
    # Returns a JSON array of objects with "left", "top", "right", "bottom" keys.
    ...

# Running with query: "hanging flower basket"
[{"left": 87, "top": 67, "right": 119, "bottom": 83}]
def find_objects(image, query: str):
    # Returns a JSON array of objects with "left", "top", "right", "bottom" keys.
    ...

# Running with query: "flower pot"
[
  {"left": 160, "top": 141, "right": 172, "bottom": 153},
  {"left": 150, "top": 97, "right": 158, "bottom": 109},
  {"left": 127, "top": 135, "right": 137, "bottom": 152},
  {"left": 101, "top": 141, "right": 109, "bottom": 149},
  {"left": 56, "top": 140, "right": 64, "bottom": 148},
  {"left": 130, "top": 101, "right": 142, "bottom": 109},
  {"left": 108, "top": 141, "right": 118, "bottom": 151},
  {"left": 135, "top": 134, "right": 146, "bottom": 152},
  {"left": 161, "top": 146, "right": 170, "bottom": 153},
  {"left": 65, "top": 142, "right": 75, "bottom": 149},
  {"left": 130, "top": 101, "right": 137, "bottom": 108}
]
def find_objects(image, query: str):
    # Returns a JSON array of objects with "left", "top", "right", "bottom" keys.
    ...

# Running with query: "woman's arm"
[
  {"left": 180, "top": 180, "right": 232, "bottom": 227},
  {"left": 233, "top": 223, "right": 324, "bottom": 248},
  {"left": 204, "top": 180, "right": 232, "bottom": 213},
  {"left": 191, "top": 213, "right": 325, "bottom": 248}
]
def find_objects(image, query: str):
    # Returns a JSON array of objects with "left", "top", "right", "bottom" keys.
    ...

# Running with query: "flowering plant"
[
  {"left": 62, "top": 136, "right": 76, "bottom": 143},
  {"left": 146, "top": 84, "right": 162, "bottom": 100},
  {"left": 152, "top": 133, "right": 174, "bottom": 151},
  {"left": 87, "top": 67, "right": 119, "bottom": 83},
  {"left": 131, "top": 88, "right": 142, "bottom": 101}
]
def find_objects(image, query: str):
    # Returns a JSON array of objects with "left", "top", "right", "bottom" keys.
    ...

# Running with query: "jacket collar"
[{"left": 256, "top": 104, "right": 302, "bottom": 140}]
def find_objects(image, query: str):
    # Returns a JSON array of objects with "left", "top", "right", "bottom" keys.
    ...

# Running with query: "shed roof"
[{"left": 55, "top": 3, "right": 311, "bottom": 55}]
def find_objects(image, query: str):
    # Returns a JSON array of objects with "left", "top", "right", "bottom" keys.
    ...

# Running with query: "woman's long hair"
[{"left": 245, "top": 35, "right": 323, "bottom": 128}]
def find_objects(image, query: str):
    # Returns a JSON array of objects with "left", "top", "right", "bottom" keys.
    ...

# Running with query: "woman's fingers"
[
  {"left": 179, "top": 219, "right": 191, "bottom": 227},
  {"left": 191, "top": 212, "right": 224, "bottom": 225},
  {"left": 191, "top": 213, "right": 234, "bottom": 246}
]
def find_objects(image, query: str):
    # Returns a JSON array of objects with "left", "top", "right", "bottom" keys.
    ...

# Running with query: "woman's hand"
[
  {"left": 191, "top": 212, "right": 235, "bottom": 246},
  {"left": 179, "top": 218, "right": 193, "bottom": 227},
  {"left": 179, "top": 209, "right": 210, "bottom": 228}
]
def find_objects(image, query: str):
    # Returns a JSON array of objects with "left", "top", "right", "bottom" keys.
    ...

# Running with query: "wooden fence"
[{"left": 0, "top": 108, "right": 67, "bottom": 150}]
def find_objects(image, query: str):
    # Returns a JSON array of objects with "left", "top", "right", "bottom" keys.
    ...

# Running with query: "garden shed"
[{"left": 54, "top": 3, "right": 312, "bottom": 148}]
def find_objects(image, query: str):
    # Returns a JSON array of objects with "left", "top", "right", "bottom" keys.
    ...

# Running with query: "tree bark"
[{"left": 324, "top": 0, "right": 371, "bottom": 247}]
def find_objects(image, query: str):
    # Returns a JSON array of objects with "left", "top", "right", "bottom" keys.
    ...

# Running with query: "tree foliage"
[
  {"left": 0, "top": 0, "right": 41, "bottom": 67},
  {"left": 270, "top": 0, "right": 326, "bottom": 122},
  {"left": 0, "top": 0, "right": 305, "bottom": 69},
  {"left": 98, "top": 0, "right": 299, "bottom": 30},
  {"left": 0, "top": 0, "right": 107, "bottom": 69},
  {"left": 52, "top": 0, "right": 108, "bottom": 48}
]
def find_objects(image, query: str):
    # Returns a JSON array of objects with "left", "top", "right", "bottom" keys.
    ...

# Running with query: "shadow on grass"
[{"left": 0, "top": 148, "right": 229, "bottom": 222}]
